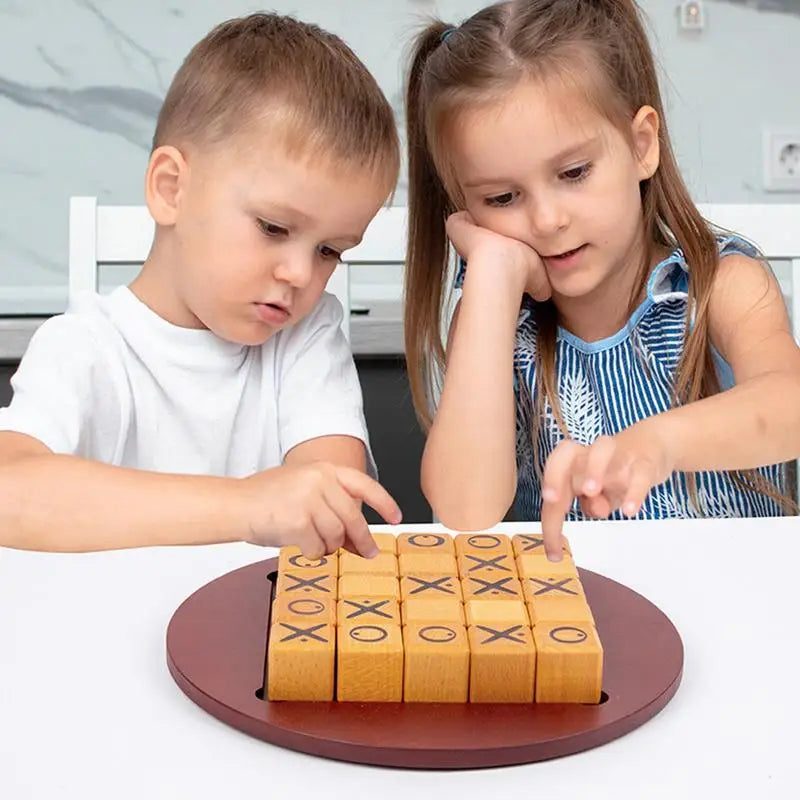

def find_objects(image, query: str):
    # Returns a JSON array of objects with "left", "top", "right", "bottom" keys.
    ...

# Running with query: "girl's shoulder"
[{"left": 647, "top": 233, "right": 761, "bottom": 304}]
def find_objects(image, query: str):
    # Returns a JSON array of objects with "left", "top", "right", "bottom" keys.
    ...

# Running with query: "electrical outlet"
[
  {"left": 678, "top": 1, "right": 705, "bottom": 31},
  {"left": 763, "top": 129, "right": 800, "bottom": 192}
]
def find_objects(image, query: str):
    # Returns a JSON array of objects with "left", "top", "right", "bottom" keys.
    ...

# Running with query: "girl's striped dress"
[{"left": 458, "top": 236, "right": 786, "bottom": 520}]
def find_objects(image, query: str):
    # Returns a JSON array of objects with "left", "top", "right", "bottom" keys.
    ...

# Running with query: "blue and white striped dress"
[{"left": 457, "top": 236, "right": 786, "bottom": 520}]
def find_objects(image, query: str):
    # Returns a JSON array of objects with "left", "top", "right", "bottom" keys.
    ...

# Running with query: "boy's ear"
[
  {"left": 144, "top": 145, "right": 188, "bottom": 226},
  {"left": 631, "top": 105, "right": 660, "bottom": 181}
]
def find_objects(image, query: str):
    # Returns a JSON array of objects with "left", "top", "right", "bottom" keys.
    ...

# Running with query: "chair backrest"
[
  {"left": 68, "top": 195, "right": 368, "bottom": 341},
  {"left": 697, "top": 203, "right": 800, "bottom": 337}
]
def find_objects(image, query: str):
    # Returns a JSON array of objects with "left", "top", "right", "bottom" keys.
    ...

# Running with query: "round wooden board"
[{"left": 166, "top": 557, "right": 683, "bottom": 769}]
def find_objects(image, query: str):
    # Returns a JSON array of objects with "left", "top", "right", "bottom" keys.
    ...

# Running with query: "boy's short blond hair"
[{"left": 154, "top": 13, "right": 399, "bottom": 188}]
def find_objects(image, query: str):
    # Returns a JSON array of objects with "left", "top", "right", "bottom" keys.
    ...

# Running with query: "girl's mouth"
[{"left": 543, "top": 244, "right": 587, "bottom": 269}]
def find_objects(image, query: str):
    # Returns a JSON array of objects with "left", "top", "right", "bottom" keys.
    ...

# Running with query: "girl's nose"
[{"left": 527, "top": 195, "right": 568, "bottom": 238}]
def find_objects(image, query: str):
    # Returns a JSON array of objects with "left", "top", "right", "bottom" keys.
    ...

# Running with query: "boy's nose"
[{"left": 275, "top": 253, "right": 314, "bottom": 289}]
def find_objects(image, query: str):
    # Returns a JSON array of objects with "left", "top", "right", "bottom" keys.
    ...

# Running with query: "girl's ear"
[
  {"left": 631, "top": 105, "right": 660, "bottom": 181},
  {"left": 144, "top": 145, "right": 189, "bottom": 226}
]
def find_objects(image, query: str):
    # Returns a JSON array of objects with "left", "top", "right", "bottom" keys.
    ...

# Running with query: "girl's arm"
[
  {"left": 421, "top": 212, "right": 550, "bottom": 529},
  {"left": 648, "top": 253, "right": 800, "bottom": 470},
  {"left": 539, "top": 254, "right": 800, "bottom": 553}
]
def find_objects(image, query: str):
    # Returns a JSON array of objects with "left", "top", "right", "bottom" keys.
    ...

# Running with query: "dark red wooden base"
[{"left": 166, "top": 558, "right": 683, "bottom": 769}]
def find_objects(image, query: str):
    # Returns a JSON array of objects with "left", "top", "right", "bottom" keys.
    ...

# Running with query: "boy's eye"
[
  {"left": 560, "top": 163, "right": 592, "bottom": 183},
  {"left": 257, "top": 219, "right": 288, "bottom": 237},
  {"left": 318, "top": 245, "right": 343, "bottom": 263},
  {"left": 485, "top": 191, "right": 517, "bottom": 208}
]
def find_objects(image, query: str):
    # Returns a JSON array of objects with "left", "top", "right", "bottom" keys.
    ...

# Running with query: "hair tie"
[{"left": 440, "top": 27, "right": 457, "bottom": 44}]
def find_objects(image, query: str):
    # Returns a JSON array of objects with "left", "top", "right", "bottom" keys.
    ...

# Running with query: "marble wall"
[{"left": 1, "top": 0, "right": 799, "bottom": 313}]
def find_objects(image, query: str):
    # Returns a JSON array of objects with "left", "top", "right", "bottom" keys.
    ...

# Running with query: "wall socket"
[
  {"left": 678, "top": 1, "right": 706, "bottom": 31},
  {"left": 763, "top": 129, "right": 800, "bottom": 192}
]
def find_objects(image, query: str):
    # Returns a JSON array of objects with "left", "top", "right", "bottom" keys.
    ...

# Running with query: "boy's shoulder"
[
  {"left": 274, "top": 290, "right": 347, "bottom": 358},
  {"left": 27, "top": 291, "right": 115, "bottom": 363}
]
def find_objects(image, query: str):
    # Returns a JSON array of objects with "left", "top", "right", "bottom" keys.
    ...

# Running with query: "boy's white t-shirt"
[{"left": 0, "top": 287, "right": 374, "bottom": 477}]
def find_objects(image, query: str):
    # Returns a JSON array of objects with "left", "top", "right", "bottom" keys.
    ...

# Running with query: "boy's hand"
[
  {"left": 539, "top": 425, "right": 675, "bottom": 559},
  {"left": 238, "top": 463, "right": 401, "bottom": 558},
  {"left": 446, "top": 211, "right": 552, "bottom": 302}
]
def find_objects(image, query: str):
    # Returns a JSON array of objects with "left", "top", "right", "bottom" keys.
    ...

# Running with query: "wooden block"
[
  {"left": 398, "top": 552, "right": 458, "bottom": 577},
  {"left": 339, "top": 573, "right": 399, "bottom": 599},
  {"left": 339, "top": 551, "right": 398, "bottom": 576},
  {"left": 464, "top": 599, "right": 530, "bottom": 628},
  {"left": 338, "top": 597, "right": 400, "bottom": 626},
  {"left": 401, "top": 597, "right": 465, "bottom": 626},
  {"left": 516, "top": 553, "right": 579, "bottom": 579},
  {"left": 512, "top": 534, "right": 572, "bottom": 558},
  {"left": 454, "top": 533, "right": 513, "bottom": 558},
  {"left": 522, "top": 575, "right": 595, "bottom": 626},
  {"left": 400, "top": 573, "right": 463, "bottom": 602},
  {"left": 371, "top": 533, "right": 398, "bottom": 554},
  {"left": 337, "top": 622, "right": 404, "bottom": 702},
  {"left": 267, "top": 620, "right": 334, "bottom": 700},
  {"left": 277, "top": 546, "right": 338, "bottom": 577},
  {"left": 276, "top": 570, "right": 337, "bottom": 599},
  {"left": 397, "top": 532, "right": 455, "bottom": 555},
  {"left": 271, "top": 595, "right": 337, "bottom": 627},
  {"left": 533, "top": 621, "right": 604, "bottom": 703},
  {"left": 467, "top": 623, "right": 536, "bottom": 703},
  {"left": 461, "top": 574, "right": 524, "bottom": 602},
  {"left": 456, "top": 550, "right": 518, "bottom": 579},
  {"left": 402, "top": 623, "right": 470, "bottom": 702}
]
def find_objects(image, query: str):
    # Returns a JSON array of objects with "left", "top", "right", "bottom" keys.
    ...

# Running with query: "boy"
[{"left": 0, "top": 13, "right": 402, "bottom": 556}]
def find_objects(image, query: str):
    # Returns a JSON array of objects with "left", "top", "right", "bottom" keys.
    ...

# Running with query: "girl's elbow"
[{"left": 423, "top": 476, "right": 514, "bottom": 531}]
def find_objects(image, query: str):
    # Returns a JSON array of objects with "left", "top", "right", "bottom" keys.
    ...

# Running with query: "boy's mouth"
[{"left": 255, "top": 301, "right": 291, "bottom": 325}]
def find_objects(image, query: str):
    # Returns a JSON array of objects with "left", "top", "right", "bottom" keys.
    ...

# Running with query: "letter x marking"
[
  {"left": 477, "top": 625, "right": 527, "bottom": 644},
  {"left": 408, "top": 576, "right": 455, "bottom": 595},
  {"left": 465, "top": 554, "right": 512, "bottom": 573},
  {"left": 518, "top": 536, "right": 546, "bottom": 552},
  {"left": 343, "top": 599, "right": 393, "bottom": 619},
  {"left": 285, "top": 574, "right": 330, "bottom": 593},
  {"left": 278, "top": 623, "right": 328, "bottom": 643},
  {"left": 471, "top": 576, "right": 517, "bottom": 596},
  {"left": 528, "top": 577, "right": 579, "bottom": 596}
]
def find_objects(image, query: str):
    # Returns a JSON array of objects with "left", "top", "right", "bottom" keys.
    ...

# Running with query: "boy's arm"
[
  {"left": 0, "top": 431, "right": 241, "bottom": 551},
  {"left": 285, "top": 435, "right": 366, "bottom": 471},
  {"left": 0, "top": 431, "right": 398, "bottom": 554}
]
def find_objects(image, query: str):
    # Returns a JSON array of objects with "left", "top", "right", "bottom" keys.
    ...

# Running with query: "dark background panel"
[
  {"left": 355, "top": 356, "right": 431, "bottom": 524},
  {"left": 0, "top": 363, "right": 14, "bottom": 407}
]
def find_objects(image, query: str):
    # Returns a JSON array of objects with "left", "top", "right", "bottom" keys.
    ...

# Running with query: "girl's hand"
[
  {"left": 539, "top": 425, "right": 676, "bottom": 559},
  {"left": 445, "top": 211, "right": 552, "bottom": 301}
]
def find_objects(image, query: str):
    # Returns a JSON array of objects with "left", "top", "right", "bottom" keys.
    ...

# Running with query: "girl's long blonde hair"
[{"left": 404, "top": 0, "right": 792, "bottom": 511}]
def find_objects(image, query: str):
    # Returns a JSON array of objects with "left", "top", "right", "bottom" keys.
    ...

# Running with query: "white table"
[{"left": 1, "top": 518, "right": 798, "bottom": 799}]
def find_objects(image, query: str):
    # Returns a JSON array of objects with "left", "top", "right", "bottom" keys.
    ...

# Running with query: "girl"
[{"left": 404, "top": 0, "right": 800, "bottom": 557}]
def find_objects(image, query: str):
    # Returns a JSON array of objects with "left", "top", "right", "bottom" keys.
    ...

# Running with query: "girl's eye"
[
  {"left": 560, "top": 163, "right": 592, "bottom": 183},
  {"left": 485, "top": 191, "right": 517, "bottom": 208},
  {"left": 318, "top": 245, "right": 342, "bottom": 263},
  {"left": 257, "top": 219, "right": 288, "bottom": 237}
]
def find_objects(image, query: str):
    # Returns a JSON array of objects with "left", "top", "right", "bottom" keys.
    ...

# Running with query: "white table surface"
[{"left": 2, "top": 517, "right": 798, "bottom": 799}]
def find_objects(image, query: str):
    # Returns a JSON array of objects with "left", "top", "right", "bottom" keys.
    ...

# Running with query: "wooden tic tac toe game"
[
  {"left": 269, "top": 533, "right": 601, "bottom": 704},
  {"left": 167, "top": 530, "right": 684, "bottom": 768}
]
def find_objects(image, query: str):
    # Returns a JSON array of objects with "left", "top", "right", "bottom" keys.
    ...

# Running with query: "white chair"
[
  {"left": 697, "top": 204, "right": 800, "bottom": 343},
  {"left": 68, "top": 195, "right": 380, "bottom": 341}
]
